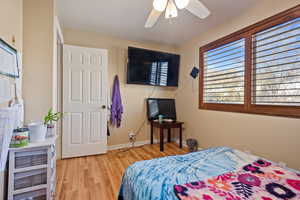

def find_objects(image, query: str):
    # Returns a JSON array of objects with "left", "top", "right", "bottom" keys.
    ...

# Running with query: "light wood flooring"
[{"left": 55, "top": 143, "right": 188, "bottom": 200}]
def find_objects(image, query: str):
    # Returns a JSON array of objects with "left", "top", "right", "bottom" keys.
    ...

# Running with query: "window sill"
[{"left": 199, "top": 103, "right": 300, "bottom": 119}]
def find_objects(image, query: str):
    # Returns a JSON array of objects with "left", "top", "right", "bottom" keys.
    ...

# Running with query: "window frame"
[{"left": 199, "top": 5, "right": 300, "bottom": 118}]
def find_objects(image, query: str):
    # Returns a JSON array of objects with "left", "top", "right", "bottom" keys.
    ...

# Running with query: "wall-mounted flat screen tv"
[{"left": 127, "top": 47, "right": 180, "bottom": 87}]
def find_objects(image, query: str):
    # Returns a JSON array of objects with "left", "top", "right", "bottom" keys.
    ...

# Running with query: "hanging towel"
[{"left": 111, "top": 75, "right": 123, "bottom": 128}]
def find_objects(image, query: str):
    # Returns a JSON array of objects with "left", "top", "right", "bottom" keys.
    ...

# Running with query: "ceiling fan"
[{"left": 145, "top": 0, "right": 210, "bottom": 28}]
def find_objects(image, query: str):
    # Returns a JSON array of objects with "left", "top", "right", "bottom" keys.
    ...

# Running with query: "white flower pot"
[{"left": 28, "top": 121, "right": 47, "bottom": 142}]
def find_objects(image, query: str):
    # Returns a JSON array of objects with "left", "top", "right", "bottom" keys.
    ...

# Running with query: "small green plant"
[{"left": 44, "top": 108, "right": 62, "bottom": 125}]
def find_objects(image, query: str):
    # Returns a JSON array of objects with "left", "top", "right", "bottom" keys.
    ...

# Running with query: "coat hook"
[{"left": 12, "top": 36, "right": 16, "bottom": 45}]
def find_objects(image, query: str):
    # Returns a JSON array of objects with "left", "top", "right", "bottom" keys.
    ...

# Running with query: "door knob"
[{"left": 101, "top": 105, "right": 106, "bottom": 109}]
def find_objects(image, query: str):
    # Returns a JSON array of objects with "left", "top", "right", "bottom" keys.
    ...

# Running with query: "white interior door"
[{"left": 62, "top": 45, "right": 108, "bottom": 158}]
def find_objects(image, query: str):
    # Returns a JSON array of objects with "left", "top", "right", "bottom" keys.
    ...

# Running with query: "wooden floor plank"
[{"left": 55, "top": 143, "right": 188, "bottom": 200}]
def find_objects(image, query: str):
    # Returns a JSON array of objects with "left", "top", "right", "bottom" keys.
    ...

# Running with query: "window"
[
  {"left": 204, "top": 39, "right": 245, "bottom": 104},
  {"left": 199, "top": 5, "right": 300, "bottom": 118},
  {"left": 252, "top": 17, "right": 300, "bottom": 106}
]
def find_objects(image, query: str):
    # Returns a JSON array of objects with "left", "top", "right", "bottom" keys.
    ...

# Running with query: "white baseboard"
[{"left": 108, "top": 139, "right": 187, "bottom": 151}]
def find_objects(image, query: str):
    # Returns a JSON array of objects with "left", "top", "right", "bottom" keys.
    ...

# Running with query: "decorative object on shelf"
[
  {"left": 10, "top": 128, "right": 29, "bottom": 148},
  {"left": 0, "top": 38, "right": 19, "bottom": 78},
  {"left": 43, "top": 108, "right": 62, "bottom": 137},
  {"left": 28, "top": 109, "right": 62, "bottom": 142},
  {"left": 28, "top": 121, "right": 47, "bottom": 143},
  {"left": 186, "top": 138, "right": 198, "bottom": 152}
]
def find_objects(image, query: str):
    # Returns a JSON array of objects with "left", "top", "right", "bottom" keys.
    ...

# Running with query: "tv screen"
[
  {"left": 127, "top": 47, "right": 180, "bottom": 87},
  {"left": 147, "top": 98, "right": 177, "bottom": 121}
]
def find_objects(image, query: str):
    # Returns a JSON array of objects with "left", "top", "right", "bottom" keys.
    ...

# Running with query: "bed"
[
  {"left": 118, "top": 147, "right": 300, "bottom": 200},
  {"left": 118, "top": 147, "right": 254, "bottom": 200}
]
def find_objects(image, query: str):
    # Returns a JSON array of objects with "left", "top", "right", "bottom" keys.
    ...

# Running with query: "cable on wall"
[
  {"left": 116, "top": 86, "right": 157, "bottom": 155},
  {"left": 117, "top": 66, "right": 200, "bottom": 155}
]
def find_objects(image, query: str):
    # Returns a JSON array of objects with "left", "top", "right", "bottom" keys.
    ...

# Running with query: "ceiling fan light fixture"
[
  {"left": 175, "top": 0, "right": 190, "bottom": 9},
  {"left": 146, "top": 0, "right": 211, "bottom": 28},
  {"left": 165, "top": 0, "right": 178, "bottom": 19},
  {"left": 153, "top": 0, "right": 168, "bottom": 12}
]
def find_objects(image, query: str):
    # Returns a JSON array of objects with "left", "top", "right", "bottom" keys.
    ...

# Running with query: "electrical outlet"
[
  {"left": 128, "top": 132, "right": 137, "bottom": 147},
  {"left": 129, "top": 132, "right": 136, "bottom": 138},
  {"left": 128, "top": 132, "right": 136, "bottom": 141}
]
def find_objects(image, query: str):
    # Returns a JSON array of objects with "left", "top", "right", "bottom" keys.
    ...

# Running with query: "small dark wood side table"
[{"left": 150, "top": 121, "right": 184, "bottom": 151}]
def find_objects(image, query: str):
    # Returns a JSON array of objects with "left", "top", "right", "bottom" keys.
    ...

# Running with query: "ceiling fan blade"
[
  {"left": 145, "top": 9, "right": 162, "bottom": 28},
  {"left": 186, "top": 0, "right": 210, "bottom": 19}
]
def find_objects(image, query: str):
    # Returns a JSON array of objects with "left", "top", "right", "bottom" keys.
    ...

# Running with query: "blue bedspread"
[{"left": 118, "top": 147, "right": 259, "bottom": 200}]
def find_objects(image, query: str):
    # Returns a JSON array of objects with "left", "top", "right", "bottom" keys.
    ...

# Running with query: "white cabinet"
[{"left": 8, "top": 137, "right": 56, "bottom": 200}]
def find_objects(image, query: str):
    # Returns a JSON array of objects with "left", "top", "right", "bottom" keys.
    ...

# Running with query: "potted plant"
[{"left": 44, "top": 108, "right": 62, "bottom": 137}]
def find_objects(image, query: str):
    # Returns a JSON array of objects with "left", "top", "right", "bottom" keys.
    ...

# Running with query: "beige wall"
[
  {"left": 177, "top": 0, "right": 300, "bottom": 170},
  {"left": 0, "top": 0, "right": 23, "bottom": 108},
  {"left": 0, "top": 0, "right": 23, "bottom": 199},
  {"left": 23, "top": 0, "right": 55, "bottom": 122},
  {"left": 23, "top": 0, "right": 62, "bottom": 161},
  {"left": 63, "top": 28, "right": 178, "bottom": 152},
  {"left": 0, "top": 0, "right": 23, "bottom": 51}
]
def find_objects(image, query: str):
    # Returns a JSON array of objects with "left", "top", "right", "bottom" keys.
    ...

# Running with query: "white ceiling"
[{"left": 57, "top": 0, "right": 259, "bottom": 46}]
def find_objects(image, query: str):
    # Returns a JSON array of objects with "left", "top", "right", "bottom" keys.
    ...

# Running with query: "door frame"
[{"left": 54, "top": 16, "right": 64, "bottom": 159}]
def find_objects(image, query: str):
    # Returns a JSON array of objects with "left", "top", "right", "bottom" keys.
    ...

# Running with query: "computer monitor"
[{"left": 147, "top": 98, "right": 177, "bottom": 121}]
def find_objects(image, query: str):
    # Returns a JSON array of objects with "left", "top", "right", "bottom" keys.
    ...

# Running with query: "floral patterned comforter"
[
  {"left": 174, "top": 159, "right": 300, "bottom": 200},
  {"left": 118, "top": 147, "right": 263, "bottom": 200}
]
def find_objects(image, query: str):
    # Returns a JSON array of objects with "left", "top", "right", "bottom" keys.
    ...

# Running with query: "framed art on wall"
[{"left": 0, "top": 39, "right": 19, "bottom": 78}]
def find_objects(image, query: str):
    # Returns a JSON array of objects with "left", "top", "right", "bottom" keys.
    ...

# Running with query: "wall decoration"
[{"left": 0, "top": 38, "right": 19, "bottom": 78}]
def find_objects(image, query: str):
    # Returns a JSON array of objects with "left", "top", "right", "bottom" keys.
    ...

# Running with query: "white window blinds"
[
  {"left": 204, "top": 39, "right": 245, "bottom": 104},
  {"left": 252, "top": 17, "right": 300, "bottom": 106}
]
